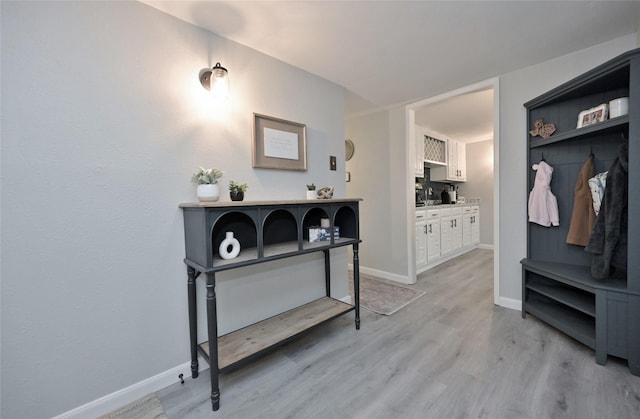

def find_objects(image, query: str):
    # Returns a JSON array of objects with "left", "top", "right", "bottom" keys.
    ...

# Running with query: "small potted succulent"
[
  {"left": 306, "top": 183, "right": 316, "bottom": 200},
  {"left": 191, "top": 167, "right": 224, "bottom": 202},
  {"left": 228, "top": 181, "right": 248, "bottom": 201}
]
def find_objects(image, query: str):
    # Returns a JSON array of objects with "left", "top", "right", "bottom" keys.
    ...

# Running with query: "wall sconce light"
[{"left": 200, "top": 62, "right": 230, "bottom": 99}]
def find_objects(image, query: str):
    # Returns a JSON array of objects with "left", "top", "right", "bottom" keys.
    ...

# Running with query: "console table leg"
[
  {"left": 187, "top": 266, "right": 199, "bottom": 378},
  {"left": 353, "top": 243, "right": 360, "bottom": 330},
  {"left": 206, "top": 272, "right": 220, "bottom": 411},
  {"left": 323, "top": 249, "right": 331, "bottom": 297}
]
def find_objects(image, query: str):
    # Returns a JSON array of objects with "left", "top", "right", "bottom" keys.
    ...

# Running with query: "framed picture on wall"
[
  {"left": 252, "top": 113, "right": 307, "bottom": 171},
  {"left": 577, "top": 103, "right": 608, "bottom": 128}
]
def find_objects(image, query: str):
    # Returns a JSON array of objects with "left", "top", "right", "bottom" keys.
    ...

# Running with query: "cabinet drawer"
[{"left": 426, "top": 209, "right": 441, "bottom": 219}]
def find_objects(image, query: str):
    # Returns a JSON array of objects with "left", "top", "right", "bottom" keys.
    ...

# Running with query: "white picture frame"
[{"left": 577, "top": 103, "right": 608, "bottom": 128}]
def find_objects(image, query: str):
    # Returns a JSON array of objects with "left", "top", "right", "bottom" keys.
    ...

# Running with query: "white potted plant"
[
  {"left": 191, "top": 167, "right": 224, "bottom": 202},
  {"left": 306, "top": 183, "right": 316, "bottom": 200}
]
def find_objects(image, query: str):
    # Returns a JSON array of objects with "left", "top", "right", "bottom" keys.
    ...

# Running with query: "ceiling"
[{"left": 140, "top": 1, "right": 640, "bottom": 141}]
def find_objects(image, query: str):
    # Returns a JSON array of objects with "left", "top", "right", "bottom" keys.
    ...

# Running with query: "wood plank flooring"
[{"left": 157, "top": 249, "right": 640, "bottom": 418}]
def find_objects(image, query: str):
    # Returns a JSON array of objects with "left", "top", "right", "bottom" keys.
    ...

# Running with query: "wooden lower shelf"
[{"left": 199, "top": 297, "right": 354, "bottom": 370}]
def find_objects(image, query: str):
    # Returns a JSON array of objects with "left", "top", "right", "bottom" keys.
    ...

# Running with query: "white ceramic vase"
[
  {"left": 197, "top": 184, "right": 219, "bottom": 202},
  {"left": 306, "top": 190, "right": 316, "bottom": 200},
  {"left": 219, "top": 231, "right": 240, "bottom": 260}
]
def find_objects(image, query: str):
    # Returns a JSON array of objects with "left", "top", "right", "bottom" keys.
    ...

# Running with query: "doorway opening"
[{"left": 405, "top": 78, "right": 500, "bottom": 305}]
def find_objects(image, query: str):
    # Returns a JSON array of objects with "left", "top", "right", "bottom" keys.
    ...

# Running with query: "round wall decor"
[{"left": 345, "top": 139, "right": 355, "bottom": 161}]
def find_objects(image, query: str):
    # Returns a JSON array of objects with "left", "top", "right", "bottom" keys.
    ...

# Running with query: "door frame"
[{"left": 405, "top": 77, "right": 501, "bottom": 305}]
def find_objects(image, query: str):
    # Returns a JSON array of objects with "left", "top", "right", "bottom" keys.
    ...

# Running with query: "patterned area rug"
[
  {"left": 350, "top": 274, "right": 426, "bottom": 315},
  {"left": 99, "top": 394, "right": 167, "bottom": 419}
]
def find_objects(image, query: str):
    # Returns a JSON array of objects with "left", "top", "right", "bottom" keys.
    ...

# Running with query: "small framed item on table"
[{"left": 308, "top": 226, "right": 340, "bottom": 242}]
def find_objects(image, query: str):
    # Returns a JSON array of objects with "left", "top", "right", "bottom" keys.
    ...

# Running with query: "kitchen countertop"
[{"left": 416, "top": 202, "right": 478, "bottom": 209}]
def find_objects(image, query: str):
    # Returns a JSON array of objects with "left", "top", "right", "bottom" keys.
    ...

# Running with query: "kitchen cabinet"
[
  {"left": 426, "top": 211, "right": 441, "bottom": 263},
  {"left": 431, "top": 138, "right": 466, "bottom": 182},
  {"left": 462, "top": 205, "right": 480, "bottom": 247},
  {"left": 416, "top": 204, "right": 480, "bottom": 273},
  {"left": 416, "top": 210, "right": 427, "bottom": 266},
  {"left": 415, "top": 132, "right": 425, "bottom": 177},
  {"left": 520, "top": 49, "right": 639, "bottom": 376},
  {"left": 415, "top": 129, "right": 447, "bottom": 177},
  {"left": 416, "top": 209, "right": 440, "bottom": 267},
  {"left": 424, "top": 134, "right": 447, "bottom": 166},
  {"left": 441, "top": 207, "right": 462, "bottom": 254}
]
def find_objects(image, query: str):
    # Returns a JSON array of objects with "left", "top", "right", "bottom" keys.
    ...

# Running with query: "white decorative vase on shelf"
[
  {"left": 306, "top": 190, "right": 316, "bottom": 200},
  {"left": 197, "top": 184, "right": 219, "bottom": 202},
  {"left": 219, "top": 231, "right": 240, "bottom": 260}
]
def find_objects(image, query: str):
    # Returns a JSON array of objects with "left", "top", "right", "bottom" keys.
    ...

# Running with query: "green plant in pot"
[
  {"left": 191, "top": 167, "right": 224, "bottom": 202},
  {"left": 229, "top": 181, "right": 248, "bottom": 201},
  {"left": 306, "top": 183, "right": 316, "bottom": 200}
]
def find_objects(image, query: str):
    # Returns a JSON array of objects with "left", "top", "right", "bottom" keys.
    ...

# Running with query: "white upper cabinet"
[
  {"left": 415, "top": 127, "right": 447, "bottom": 177},
  {"left": 431, "top": 138, "right": 466, "bottom": 182},
  {"left": 415, "top": 131, "right": 425, "bottom": 177}
]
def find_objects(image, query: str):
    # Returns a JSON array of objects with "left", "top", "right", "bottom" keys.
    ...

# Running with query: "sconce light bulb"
[
  {"left": 211, "top": 75, "right": 230, "bottom": 99},
  {"left": 210, "top": 63, "right": 229, "bottom": 100},
  {"left": 200, "top": 62, "right": 230, "bottom": 100}
]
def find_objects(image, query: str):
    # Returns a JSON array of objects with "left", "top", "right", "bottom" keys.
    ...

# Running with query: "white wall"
[
  {"left": 458, "top": 139, "right": 494, "bottom": 245},
  {"left": 345, "top": 111, "right": 392, "bottom": 273},
  {"left": 0, "top": 2, "right": 347, "bottom": 418},
  {"left": 498, "top": 34, "right": 637, "bottom": 302},
  {"left": 345, "top": 108, "right": 410, "bottom": 283}
]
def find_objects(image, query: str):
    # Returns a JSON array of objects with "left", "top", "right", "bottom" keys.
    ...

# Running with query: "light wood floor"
[{"left": 157, "top": 249, "right": 640, "bottom": 418}]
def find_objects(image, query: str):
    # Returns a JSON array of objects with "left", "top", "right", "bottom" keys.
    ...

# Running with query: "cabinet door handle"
[
  {"left": 424, "top": 225, "right": 428, "bottom": 234},
  {"left": 429, "top": 224, "right": 432, "bottom": 234},
  {"left": 454, "top": 219, "right": 457, "bottom": 227}
]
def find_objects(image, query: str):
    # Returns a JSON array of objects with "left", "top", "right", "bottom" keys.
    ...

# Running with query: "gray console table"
[{"left": 179, "top": 199, "right": 362, "bottom": 411}]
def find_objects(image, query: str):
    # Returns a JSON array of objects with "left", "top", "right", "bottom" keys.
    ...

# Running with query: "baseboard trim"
[
  {"left": 347, "top": 264, "right": 411, "bottom": 284},
  {"left": 498, "top": 296, "right": 522, "bottom": 311},
  {"left": 52, "top": 361, "right": 200, "bottom": 419},
  {"left": 477, "top": 243, "right": 494, "bottom": 250}
]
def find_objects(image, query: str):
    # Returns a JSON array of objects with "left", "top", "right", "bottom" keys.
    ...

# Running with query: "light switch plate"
[{"left": 330, "top": 155, "right": 337, "bottom": 170}]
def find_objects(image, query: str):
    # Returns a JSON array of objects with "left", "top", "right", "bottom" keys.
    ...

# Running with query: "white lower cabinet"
[
  {"left": 471, "top": 211, "right": 480, "bottom": 244},
  {"left": 462, "top": 205, "right": 480, "bottom": 247},
  {"left": 416, "top": 211, "right": 427, "bottom": 266},
  {"left": 417, "top": 205, "right": 479, "bottom": 272},
  {"left": 441, "top": 207, "right": 462, "bottom": 255},
  {"left": 426, "top": 209, "right": 441, "bottom": 263}
]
